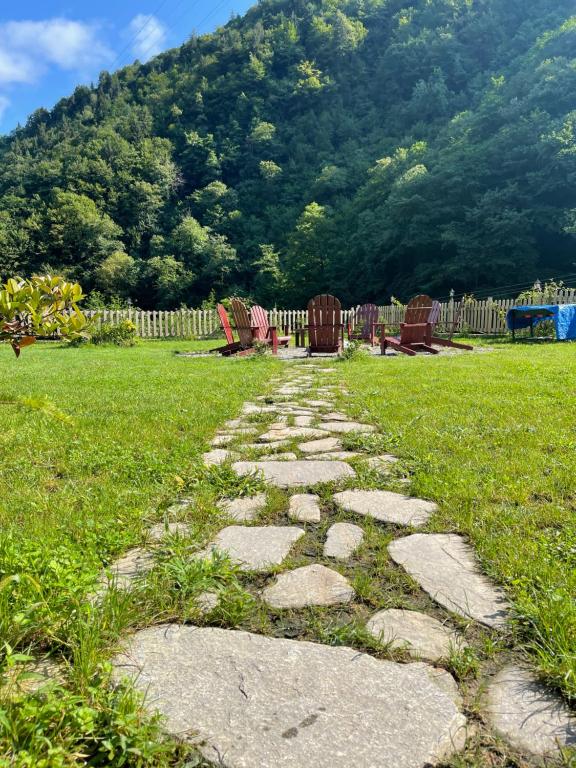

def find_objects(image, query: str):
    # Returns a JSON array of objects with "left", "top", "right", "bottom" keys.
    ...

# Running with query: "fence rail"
[{"left": 89, "top": 290, "right": 576, "bottom": 339}]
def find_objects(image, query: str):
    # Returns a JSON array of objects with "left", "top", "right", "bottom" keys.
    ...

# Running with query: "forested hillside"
[{"left": 0, "top": 0, "right": 575, "bottom": 308}]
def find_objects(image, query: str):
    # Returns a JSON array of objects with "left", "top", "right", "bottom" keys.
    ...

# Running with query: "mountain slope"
[{"left": 0, "top": 0, "right": 575, "bottom": 308}]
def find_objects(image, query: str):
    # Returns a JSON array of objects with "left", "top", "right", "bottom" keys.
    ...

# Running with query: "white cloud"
[
  {"left": 0, "top": 18, "right": 113, "bottom": 86},
  {"left": 128, "top": 14, "right": 167, "bottom": 62}
]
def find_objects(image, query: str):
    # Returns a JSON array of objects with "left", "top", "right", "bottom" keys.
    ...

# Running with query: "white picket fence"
[{"left": 88, "top": 289, "right": 576, "bottom": 339}]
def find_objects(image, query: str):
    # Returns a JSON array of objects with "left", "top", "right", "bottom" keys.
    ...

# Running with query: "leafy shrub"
[
  {"left": 0, "top": 275, "right": 87, "bottom": 357},
  {"left": 91, "top": 320, "right": 137, "bottom": 347},
  {"left": 341, "top": 340, "right": 368, "bottom": 361}
]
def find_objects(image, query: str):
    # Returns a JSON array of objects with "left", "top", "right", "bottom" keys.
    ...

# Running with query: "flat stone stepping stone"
[
  {"left": 263, "top": 564, "right": 355, "bottom": 608},
  {"left": 298, "top": 437, "right": 342, "bottom": 454},
  {"left": 224, "top": 419, "right": 244, "bottom": 429},
  {"left": 198, "top": 526, "right": 304, "bottom": 572},
  {"left": 203, "top": 449, "right": 232, "bottom": 466},
  {"left": 101, "top": 548, "right": 155, "bottom": 590},
  {"left": 114, "top": 625, "right": 466, "bottom": 768},
  {"left": 289, "top": 494, "right": 322, "bottom": 522},
  {"left": 324, "top": 523, "right": 363, "bottom": 560},
  {"left": 322, "top": 412, "right": 350, "bottom": 421},
  {"left": 366, "top": 609, "right": 465, "bottom": 662},
  {"left": 485, "top": 665, "right": 576, "bottom": 757},
  {"left": 217, "top": 493, "right": 267, "bottom": 522},
  {"left": 166, "top": 497, "right": 193, "bottom": 515},
  {"left": 321, "top": 421, "right": 376, "bottom": 434},
  {"left": 306, "top": 451, "right": 359, "bottom": 461},
  {"left": 334, "top": 490, "right": 436, "bottom": 527},
  {"left": 294, "top": 415, "right": 314, "bottom": 426},
  {"left": 307, "top": 399, "right": 333, "bottom": 408},
  {"left": 260, "top": 452, "right": 298, "bottom": 462},
  {"left": 211, "top": 434, "right": 235, "bottom": 447},
  {"left": 197, "top": 591, "right": 219, "bottom": 615},
  {"left": 242, "top": 441, "right": 290, "bottom": 452},
  {"left": 388, "top": 534, "right": 510, "bottom": 628},
  {"left": 242, "top": 403, "right": 277, "bottom": 414},
  {"left": 233, "top": 461, "right": 355, "bottom": 488},
  {"left": 148, "top": 522, "right": 191, "bottom": 542},
  {"left": 258, "top": 427, "right": 327, "bottom": 443},
  {"left": 367, "top": 454, "right": 398, "bottom": 469}
]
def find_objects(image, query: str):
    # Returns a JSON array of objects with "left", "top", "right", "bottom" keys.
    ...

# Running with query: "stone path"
[{"left": 105, "top": 361, "right": 575, "bottom": 766}]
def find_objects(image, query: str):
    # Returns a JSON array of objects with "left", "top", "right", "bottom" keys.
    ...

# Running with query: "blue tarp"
[{"left": 506, "top": 304, "right": 576, "bottom": 340}]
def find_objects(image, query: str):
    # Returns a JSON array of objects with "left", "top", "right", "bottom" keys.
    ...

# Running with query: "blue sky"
[{"left": 0, "top": 0, "right": 254, "bottom": 134}]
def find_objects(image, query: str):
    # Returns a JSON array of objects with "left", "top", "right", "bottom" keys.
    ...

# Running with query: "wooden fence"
[{"left": 89, "top": 289, "right": 576, "bottom": 339}]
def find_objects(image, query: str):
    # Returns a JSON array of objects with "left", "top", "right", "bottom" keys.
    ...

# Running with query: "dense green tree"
[{"left": 0, "top": 0, "right": 575, "bottom": 307}]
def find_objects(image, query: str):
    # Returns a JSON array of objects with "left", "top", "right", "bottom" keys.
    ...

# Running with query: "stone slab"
[
  {"left": 217, "top": 493, "right": 268, "bottom": 522},
  {"left": 324, "top": 523, "right": 363, "bottom": 560},
  {"left": 101, "top": 548, "right": 155, "bottom": 590},
  {"left": 388, "top": 534, "right": 510, "bottom": 628},
  {"left": 485, "top": 665, "right": 576, "bottom": 757},
  {"left": 334, "top": 490, "right": 436, "bottom": 527},
  {"left": 198, "top": 526, "right": 304, "bottom": 572},
  {"left": 203, "top": 449, "right": 232, "bottom": 466},
  {"left": 298, "top": 437, "right": 342, "bottom": 454},
  {"left": 289, "top": 494, "right": 322, "bottom": 523},
  {"left": 260, "top": 452, "right": 298, "bottom": 462},
  {"left": 321, "top": 412, "right": 350, "bottom": 422},
  {"left": 258, "top": 427, "right": 327, "bottom": 443},
  {"left": 294, "top": 415, "right": 314, "bottom": 427},
  {"left": 366, "top": 454, "right": 399, "bottom": 469},
  {"left": 366, "top": 609, "right": 465, "bottom": 662},
  {"left": 320, "top": 421, "right": 376, "bottom": 434},
  {"left": 148, "top": 522, "right": 191, "bottom": 542},
  {"left": 114, "top": 625, "right": 466, "bottom": 768},
  {"left": 305, "top": 451, "right": 359, "bottom": 461},
  {"left": 211, "top": 434, "right": 235, "bottom": 447},
  {"left": 262, "top": 564, "right": 355, "bottom": 608},
  {"left": 233, "top": 461, "right": 355, "bottom": 488}
]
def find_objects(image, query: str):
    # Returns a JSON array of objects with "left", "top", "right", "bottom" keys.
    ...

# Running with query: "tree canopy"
[{"left": 0, "top": 0, "right": 575, "bottom": 307}]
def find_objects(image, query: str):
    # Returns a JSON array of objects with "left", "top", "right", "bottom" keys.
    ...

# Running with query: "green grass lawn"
[
  {"left": 0, "top": 340, "right": 281, "bottom": 766},
  {"left": 340, "top": 342, "right": 576, "bottom": 702},
  {"left": 1, "top": 338, "right": 575, "bottom": 766}
]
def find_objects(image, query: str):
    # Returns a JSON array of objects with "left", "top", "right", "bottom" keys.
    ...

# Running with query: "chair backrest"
[
  {"left": 251, "top": 305, "right": 269, "bottom": 341},
  {"left": 430, "top": 300, "right": 441, "bottom": 327},
  {"left": 217, "top": 304, "right": 235, "bottom": 345},
  {"left": 230, "top": 297, "right": 254, "bottom": 347},
  {"left": 404, "top": 295, "right": 435, "bottom": 325},
  {"left": 308, "top": 294, "right": 342, "bottom": 350},
  {"left": 355, "top": 303, "right": 379, "bottom": 340}
]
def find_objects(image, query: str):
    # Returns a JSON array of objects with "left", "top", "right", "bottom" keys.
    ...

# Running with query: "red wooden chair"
[
  {"left": 211, "top": 304, "right": 253, "bottom": 356},
  {"left": 230, "top": 298, "right": 281, "bottom": 355},
  {"left": 381, "top": 295, "right": 438, "bottom": 356},
  {"left": 347, "top": 303, "right": 382, "bottom": 346},
  {"left": 430, "top": 301, "right": 473, "bottom": 351},
  {"left": 251, "top": 305, "right": 290, "bottom": 348},
  {"left": 307, "top": 294, "right": 344, "bottom": 356}
]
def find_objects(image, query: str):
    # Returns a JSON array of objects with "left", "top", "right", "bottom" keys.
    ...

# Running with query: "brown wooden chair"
[
  {"left": 211, "top": 304, "right": 253, "bottom": 356},
  {"left": 230, "top": 297, "right": 281, "bottom": 355},
  {"left": 251, "top": 305, "right": 291, "bottom": 348},
  {"left": 381, "top": 295, "right": 438, "bottom": 356},
  {"left": 430, "top": 301, "right": 473, "bottom": 351},
  {"left": 307, "top": 294, "right": 343, "bottom": 356},
  {"left": 347, "top": 303, "right": 382, "bottom": 346}
]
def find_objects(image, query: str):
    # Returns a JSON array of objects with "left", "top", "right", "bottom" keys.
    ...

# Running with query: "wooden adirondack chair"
[
  {"left": 251, "top": 305, "right": 291, "bottom": 348},
  {"left": 430, "top": 300, "right": 473, "bottom": 351},
  {"left": 307, "top": 294, "right": 344, "bottom": 356},
  {"left": 230, "top": 297, "right": 281, "bottom": 355},
  {"left": 211, "top": 304, "right": 253, "bottom": 356},
  {"left": 380, "top": 295, "right": 438, "bottom": 356},
  {"left": 347, "top": 303, "right": 382, "bottom": 345}
]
